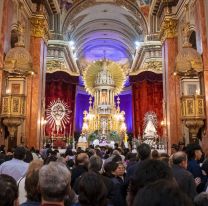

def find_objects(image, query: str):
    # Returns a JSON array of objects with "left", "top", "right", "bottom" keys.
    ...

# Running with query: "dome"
[
  {"left": 176, "top": 46, "right": 203, "bottom": 73},
  {"left": 95, "top": 62, "right": 115, "bottom": 86}
]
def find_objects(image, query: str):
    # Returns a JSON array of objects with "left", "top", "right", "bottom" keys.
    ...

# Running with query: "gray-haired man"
[{"left": 39, "top": 162, "right": 71, "bottom": 206}]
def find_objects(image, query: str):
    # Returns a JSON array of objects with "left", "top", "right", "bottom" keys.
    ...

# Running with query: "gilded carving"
[
  {"left": 2, "top": 117, "right": 23, "bottom": 138},
  {"left": 160, "top": 18, "right": 177, "bottom": 43},
  {"left": 47, "top": 60, "right": 69, "bottom": 73},
  {"left": 2, "top": 98, "right": 9, "bottom": 114},
  {"left": 142, "top": 61, "right": 162, "bottom": 73},
  {"left": 181, "top": 95, "right": 205, "bottom": 118},
  {"left": 12, "top": 98, "right": 20, "bottom": 113},
  {"left": 185, "top": 119, "right": 204, "bottom": 139},
  {"left": 181, "top": 95, "right": 205, "bottom": 139},
  {"left": 30, "top": 14, "right": 49, "bottom": 41},
  {"left": 1, "top": 96, "right": 26, "bottom": 117}
]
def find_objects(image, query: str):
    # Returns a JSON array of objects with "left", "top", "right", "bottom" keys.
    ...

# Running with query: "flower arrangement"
[
  {"left": 109, "top": 131, "right": 120, "bottom": 142},
  {"left": 88, "top": 130, "right": 99, "bottom": 143}
]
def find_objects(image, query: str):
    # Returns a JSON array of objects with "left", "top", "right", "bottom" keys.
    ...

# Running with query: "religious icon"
[
  {"left": 46, "top": 98, "right": 71, "bottom": 133},
  {"left": 101, "top": 90, "right": 107, "bottom": 104}
]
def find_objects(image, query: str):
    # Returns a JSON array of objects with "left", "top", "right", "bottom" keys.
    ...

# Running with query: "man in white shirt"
[{"left": 0, "top": 146, "right": 29, "bottom": 181}]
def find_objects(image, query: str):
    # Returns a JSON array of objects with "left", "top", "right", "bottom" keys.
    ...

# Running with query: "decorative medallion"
[{"left": 46, "top": 99, "right": 72, "bottom": 133}]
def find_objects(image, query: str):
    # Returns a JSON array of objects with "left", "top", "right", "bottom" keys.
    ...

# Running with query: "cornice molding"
[
  {"left": 130, "top": 41, "right": 162, "bottom": 75},
  {"left": 46, "top": 40, "right": 79, "bottom": 76}
]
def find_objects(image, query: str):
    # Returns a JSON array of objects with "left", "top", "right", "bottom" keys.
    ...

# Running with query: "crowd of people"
[{"left": 0, "top": 142, "right": 208, "bottom": 206}]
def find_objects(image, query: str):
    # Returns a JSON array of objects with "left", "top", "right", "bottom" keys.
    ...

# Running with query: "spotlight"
[
  {"left": 69, "top": 40, "right": 75, "bottom": 46},
  {"left": 135, "top": 41, "right": 140, "bottom": 48}
]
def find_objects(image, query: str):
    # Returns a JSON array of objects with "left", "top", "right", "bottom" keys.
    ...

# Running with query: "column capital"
[
  {"left": 30, "top": 13, "right": 49, "bottom": 42},
  {"left": 160, "top": 17, "right": 178, "bottom": 44}
]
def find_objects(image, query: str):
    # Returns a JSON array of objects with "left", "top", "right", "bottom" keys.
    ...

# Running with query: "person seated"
[
  {"left": 39, "top": 162, "right": 71, "bottom": 206},
  {"left": 132, "top": 179, "right": 193, "bottom": 206},
  {"left": 0, "top": 174, "right": 18, "bottom": 206}
]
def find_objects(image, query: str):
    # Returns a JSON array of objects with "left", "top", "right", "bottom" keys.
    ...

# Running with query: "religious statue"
[
  {"left": 143, "top": 112, "right": 158, "bottom": 139},
  {"left": 143, "top": 118, "right": 157, "bottom": 138},
  {"left": 101, "top": 90, "right": 107, "bottom": 104},
  {"left": 101, "top": 118, "right": 108, "bottom": 135}
]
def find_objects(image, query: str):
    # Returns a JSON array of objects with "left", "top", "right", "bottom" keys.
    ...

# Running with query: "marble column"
[
  {"left": 196, "top": 0, "right": 208, "bottom": 149},
  {"left": 0, "top": 0, "right": 11, "bottom": 145},
  {"left": 160, "top": 17, "right": 182, "bottom": 153},
  {"left": 25, "top": 14, "right": 48, "bottom": 148}
]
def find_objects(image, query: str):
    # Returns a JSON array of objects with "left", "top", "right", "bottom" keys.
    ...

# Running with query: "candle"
[{"left": 69, "top": 123, "right": 72, "bottom": 136}]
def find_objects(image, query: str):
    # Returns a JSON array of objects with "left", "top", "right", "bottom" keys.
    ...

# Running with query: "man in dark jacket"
[
  {"left": 127, "top": 143, "right": 151, "bottom": 179},
  {"left": 172, "top": 151, "right": 197, "bottom": 200},
  {"left": 71, "top": 152, "right": 89, "bottom": 187},
  {"left": 74, "top": 155, "right": 119, "bottom": 206},
  {"left": 186, "top": 144, "right": 207, "bottom": 193}
]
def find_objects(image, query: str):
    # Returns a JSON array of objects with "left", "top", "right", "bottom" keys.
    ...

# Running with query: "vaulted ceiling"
[{"left": 62, "top": 0, "right": 149, "bottom": 71}]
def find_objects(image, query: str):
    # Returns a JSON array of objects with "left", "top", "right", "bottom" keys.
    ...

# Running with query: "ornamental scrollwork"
[
  {"left": 30, "top": 14, "right": 49, "bottom": 42},
  {"left": 160, "top": 18, "right": 178, "bottom": 43}
]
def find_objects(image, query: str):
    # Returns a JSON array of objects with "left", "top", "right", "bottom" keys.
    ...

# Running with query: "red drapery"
[
  {"left": 132, "top": 74, "right": 163, "bottom": 138},
  {"left": 45, "top": 72, "right": 77, "bottom": 138}
]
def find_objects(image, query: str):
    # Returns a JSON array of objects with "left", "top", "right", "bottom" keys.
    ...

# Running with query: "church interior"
[{"left": 0, "top": 0, "right": 208, "bottom": 153}]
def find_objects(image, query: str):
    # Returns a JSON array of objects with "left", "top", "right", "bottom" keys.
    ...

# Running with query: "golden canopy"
[
  {"left": 83, "top": 60, "right": 126, "bottom": 96},
  {"left": 175, "top": 46, "right": 203, "bottom": 73},
  {"left": 4, "top": 24, "right": 34, "bottom": 75}
]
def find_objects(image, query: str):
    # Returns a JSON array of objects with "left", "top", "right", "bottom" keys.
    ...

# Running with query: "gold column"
[
  {"left": 99, "top": 90, "right": 101, "bottom": 105},
  {"left": 95, "top": 91, "right": 98, "bottom": 106},
  {"left": 112, "top": 91, "right": 114, "bottom": 105},
  {"left": 98, "top": 90, "right": 100, "bottom": 105},
  {"left": 107, "top": 89, "right": 109, "bottom": 105}
]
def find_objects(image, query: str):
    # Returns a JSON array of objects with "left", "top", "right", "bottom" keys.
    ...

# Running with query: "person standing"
[
  {"left": 0, "top": 146, "right": 29, "bottom": 181},
  {"left": 171, "top": 151, "right": 197, "bottom": 200}
]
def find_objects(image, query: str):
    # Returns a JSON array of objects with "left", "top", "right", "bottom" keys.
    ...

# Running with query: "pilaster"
[
  {"left": 160, "top": 17, "right": 182, "bottom": 152},
  {"left": 196, "top": 0, "right": 208, "bottom": 150},
  {"left": 25, "top": 13, "right": 48, "bottom": 148}
]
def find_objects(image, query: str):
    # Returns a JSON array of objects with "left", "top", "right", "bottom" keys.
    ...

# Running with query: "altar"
[{"left": 80, "top": 60, "right": 127, "bottom": 144}]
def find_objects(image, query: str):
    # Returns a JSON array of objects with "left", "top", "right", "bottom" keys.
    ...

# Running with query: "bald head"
[{"left": 172, "top": 152, "right": 187, "bottom": 166}]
